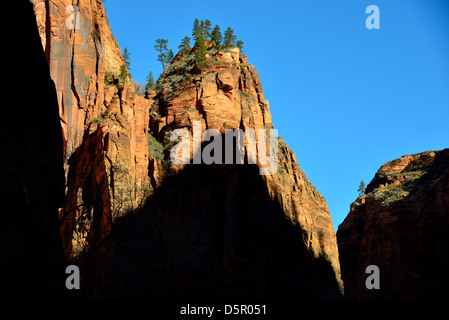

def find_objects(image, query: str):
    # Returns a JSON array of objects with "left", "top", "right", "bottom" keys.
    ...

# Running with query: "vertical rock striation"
[{"left": 31, "top": 0, "right": 150, "bottom": 259}]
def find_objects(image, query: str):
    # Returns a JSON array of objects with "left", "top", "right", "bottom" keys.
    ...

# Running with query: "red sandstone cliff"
[
  {"left": 100, "top": 43, "right": 343, "bottom": 299},
  {"left": 10, "top": 0, "right": 448, "bottom": 300},
  {"left": 31, "top": 0, "right": 150, "bottom": 258},
  {"left": 337, "top": 149, "right": 449, "bottom": 299},
  {"left": 147, "top": 45, "right": 342, "bottom": 288},
  {"left": 29, "top": 0, "right": 343, "bottom": 298}
]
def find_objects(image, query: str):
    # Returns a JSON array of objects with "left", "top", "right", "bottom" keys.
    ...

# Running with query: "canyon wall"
[
  {"left": 17, "top": 0, "right": 448, "bottom": 300},
  {"left": 148, "top": 46, "right": 342, "bottom": 287},
  {"left": 337, "top": 150, "right": 449, "bottom": 299},
  {"left": 101, "top": 44, "right": 343, "bottom": 299},
  {"left": 31, "top": 0, "right": 150, "bottom": 258},
  {"left": 26, "top": 0, "right": 343, "bottom": 298}
]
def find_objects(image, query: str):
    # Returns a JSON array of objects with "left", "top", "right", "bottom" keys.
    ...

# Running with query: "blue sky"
[{"left": 104, "top": 0, "right": 449, "bottom": 230}]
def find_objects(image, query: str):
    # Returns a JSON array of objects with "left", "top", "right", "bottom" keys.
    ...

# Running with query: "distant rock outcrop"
[{"left": 337, "top": 149, "right": 449, "bottom": 299}]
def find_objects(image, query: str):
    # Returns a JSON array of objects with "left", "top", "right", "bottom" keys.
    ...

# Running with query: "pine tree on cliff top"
[
  {"left": 192, "top": 18, "right": 201, "bottom": 42},
  {"left": 119, "top": 47, "right": 131, "bottom": 82},
  {"left": 123, "top": 47, "right": 131, "bottom": 70},
  {"left": 167, "top": 49, "right": 174, "bottom": 65},
  {"left": 210, "top": 25, "right": 222, "bottom": 46},
  {"left": 145, "top": 71, "right": 155, "bottom": 92},
  {"left": 194, "top": 33, "right": 207, "bottom": 70},
  {"left": 200, "top": 20, "right": 206, "bottom": 38},
  {"left": 236, "top": 40, "right": 244, "bottom": 53},
  {"left": 194, "top": 19, "right": 213, "bottom": 42},
  {"left": 358, "top": 180, "right": 366, "bottom": 195},
  {"left": 203, "top": 19, "right": 212, "bottom": 39},
  {"left": 178, "top": 36, "right": 191, "bottom": 53},
  {"left": 223, "top": 27, "right": 237, "bottom": 48},
  {"left": 154, "top": 38, "right": 169, "bottom": 69}
]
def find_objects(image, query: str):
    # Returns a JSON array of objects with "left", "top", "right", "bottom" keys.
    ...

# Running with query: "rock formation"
[
  {"left": 31, "top": 0, "right": 150, "bottom": 258},
  {"left": 101, "top": 43, "right": 344, "bottom": 299},
  {"left": 26, "top": 0, "right": 343, "bottom": 299},
  {"left": 337, "top": 149, "right": 449, "bottom": 299},
  {"left": 147, "top": 44, "right": 342, "bottom": 288}
]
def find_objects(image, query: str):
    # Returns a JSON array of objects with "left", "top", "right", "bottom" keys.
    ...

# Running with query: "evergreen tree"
[
  {"left": 192, "top": 18, "right": 201, "bottom": 42},
  {"left": 123, "top": 47, "right": 131, "bottom": 71},
  {"left": 118, "top": 47, "right": 131, "bottom": 82},
  {"left": 223, "top": 27, "right": 237, "bottom": 48},
  {"left": 204, "top": 19, "right": 212, "bottom": 39},
  {"left": 154, "top": 38, "right": 169, "bottom": 69},
  {"left": 119, "top": 64, "right": 128, "bottom": 81},
  {"left": 145, "top": 71, "right": 155, "bottom": 92},
  {"left": 236, "top": 40, "right": 244, "bottom": 53},
  {"left": 178, "top": 36, "right": 191, "bottom": 53},
  {"left": 357, "top": 180, "right": 366, "bottom": 195},
  {"left": 210, "top": 25, "right": 222, "bottom": 46},
  {"left": 166, "top": 49, "right": 174, "bottom": 65},
  {"left": 194, "top": 33, "right": 207, "bottom": 70},
  {"left": 200, "top": 20, "right": 206, "bottom": 37}
]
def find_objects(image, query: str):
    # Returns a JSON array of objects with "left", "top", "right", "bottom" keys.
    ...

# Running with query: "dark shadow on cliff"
[
  {"left": 0, "top": 0, "right": 67, "bottom": 299},
  {"left": 89, "top": 137, "right": 343, "bottom": 300},
  {"left": 338, "top": 149, "right": 449, "bottom": 300}
]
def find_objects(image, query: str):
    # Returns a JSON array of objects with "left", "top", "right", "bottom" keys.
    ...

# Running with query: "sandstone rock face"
[
  {"left": 149, "top": 48, "right": 272, "bottom": 137},
  {"left": 101, "top": 46, "right": 343, "bottom": 298},
  {"left": 149, "top": 48, "right": 341, "bottom": 285},
  {"left": 30, "top": 0, "right": 342, "bottom": 298},
  {"left": 0, "top": 0, "right": 66, "bottom": 297},
  {"left": 337, "top": 150, "right": 449, "bottom": 299},
  {"left": 31, "top": 0, "right": 150, "bottom": 259},
  {"left": 31, "top": 0, "right": 120, "bottom": 138}
]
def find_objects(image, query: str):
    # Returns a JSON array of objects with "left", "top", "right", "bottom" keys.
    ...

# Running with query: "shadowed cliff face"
[
  {"left": 0, "top": 0, "right": 66, "bottom": 297},
  {"left": 337, "top": 149, "right": 449, "bottom": 299},
  {"left": 70, "top": 43, "right": 344, "bottom": 297},
  {"left": 146, "top": 45, "right": 343, "bottom": 290},
  {"left": 96, "top": 160, "right": 343, "bottom": 300}
]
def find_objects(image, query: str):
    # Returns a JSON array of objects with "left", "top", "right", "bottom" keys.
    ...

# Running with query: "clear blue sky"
[{"left": 104, "top": 0, "right": 449, "bottom": 230}]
